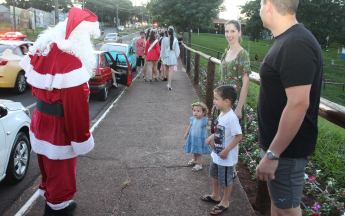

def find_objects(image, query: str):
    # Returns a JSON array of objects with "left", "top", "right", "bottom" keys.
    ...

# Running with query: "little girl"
[{"left": 183, "top": 102, "right": 211, "bottom": 171}]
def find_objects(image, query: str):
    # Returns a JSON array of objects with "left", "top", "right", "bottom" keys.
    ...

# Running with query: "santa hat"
[{"left": 57, "top": 7, "right": 100, "bottom": 52}]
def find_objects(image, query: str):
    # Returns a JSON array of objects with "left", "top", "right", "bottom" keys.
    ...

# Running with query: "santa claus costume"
[{"left": 19, "top": 7, "right": 99, "bottom": 216}]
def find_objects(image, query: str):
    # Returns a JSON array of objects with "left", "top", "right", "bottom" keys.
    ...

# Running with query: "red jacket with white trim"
[{"left": 20, "top": 43, "right": 94, "bottom": 160}]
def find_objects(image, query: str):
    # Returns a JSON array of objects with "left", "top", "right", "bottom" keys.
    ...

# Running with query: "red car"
[
  {"left": 0, "top": 32, "right": 27, "bottom": 41},
  {"left": 89, "top": 51, "right": 132, "bottom": 101}
]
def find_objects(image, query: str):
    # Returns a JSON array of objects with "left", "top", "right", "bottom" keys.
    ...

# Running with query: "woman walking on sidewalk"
[
  {"left": 142, "top": 29, "right": 151, "bottom": 81},
  {"left": 160, "top": 28, "right": 180, "bottom": 90},
  {"left": 157, "top": 32, "right": 166, "bottom": 80},
  {"left": 144, "top": 31, "right": 160, "bottom": 83}
]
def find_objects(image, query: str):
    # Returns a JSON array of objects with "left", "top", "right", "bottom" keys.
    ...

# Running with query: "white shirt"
[{"left": 211, "top": 110, "right": 242, "bottom": 166}]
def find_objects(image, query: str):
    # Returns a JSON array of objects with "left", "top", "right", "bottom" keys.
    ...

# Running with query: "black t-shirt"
[{"left": 258, "top": 24, "right": 323, "bottom": 158}]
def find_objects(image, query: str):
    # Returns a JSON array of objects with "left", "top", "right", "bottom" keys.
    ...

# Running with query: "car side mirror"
[{"left": 0, "top": 105, "right": 8, "bottom": 118}]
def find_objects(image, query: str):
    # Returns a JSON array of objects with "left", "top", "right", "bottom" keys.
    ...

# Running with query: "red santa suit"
[{"left": 19, "top": 8, "right": 99, "bottom": 211}]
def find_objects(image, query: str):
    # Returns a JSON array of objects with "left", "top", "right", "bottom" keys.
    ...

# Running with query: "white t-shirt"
[{"left": 211, "top": 110, "right": 242, "bottom": 166}]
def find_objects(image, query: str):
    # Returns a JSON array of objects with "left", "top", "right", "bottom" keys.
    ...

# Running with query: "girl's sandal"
[
  {"left": 149, "top": 79, "right": 153, "bottom": 84},
  {"left": 154, "top": 78, "right": 158, "bottom": 82},
  {"left": 211, "top": 204, "right": 228, "bottom": 215},
  {"left": 187, "top": 159, "right": 197, "bottom": 166},
  {"left": 143, "top": 76, "right": 147, "bottom": 82},
  {"left": 192, "top": 164, "right": 203, "bottom": 172}
]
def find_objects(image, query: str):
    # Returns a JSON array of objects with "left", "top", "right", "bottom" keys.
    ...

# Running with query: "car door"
[
  {"left": 128, "top": 46, "right": 136, "bottom": 68},
  {"left": 100, "top": 53, "right": 112, "bottom": 85},
  {"left": 113, "top": 53, "right": 132, "bottom": 87},
  {"left": 0, "top": 118, "right": 7, "bottom": 178}
]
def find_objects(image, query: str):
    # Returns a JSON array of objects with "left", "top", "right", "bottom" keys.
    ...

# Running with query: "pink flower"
[
  {"left": 337, "top": 210, "right": 341, "bottom": 213},
  {"left": 312, "top": 214, "right": 320, "bottom": 216},
  {"left": 309, "top": 177, "right": 316, "bottom": 183},
  {"left": 249, "top": 115, "right": 253, "bottom": 120},
  {"left": 326, "top": 190, "right": 329, "bottom": 194},
  {"left": 313, "top": 203, "right": 321, "bottom": 211}
]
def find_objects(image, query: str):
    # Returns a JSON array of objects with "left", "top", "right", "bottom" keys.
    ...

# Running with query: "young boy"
[
  {"left": 135, "top": 31, "right": 146, "bottom": 77},
  {"left": 202, "top": 85, "right": 243, "bottom": 215}
]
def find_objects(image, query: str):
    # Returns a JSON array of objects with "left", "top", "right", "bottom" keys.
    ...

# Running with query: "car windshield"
[
  {"left": 0, "top": 44, "right": 14, "bottom": 53},
  {"left": 94, "top": 54, "right": 99, "bottom": 68},
  {"left": 101, "top": 45, "right": 126, "bottom": 53},
  {"left": 106, "top": 34, "right": 118, "bottom": 38}
]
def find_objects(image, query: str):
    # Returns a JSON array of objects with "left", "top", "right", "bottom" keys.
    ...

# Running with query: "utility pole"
[
  {"left": 55, "top": 0, "right": 59, "bottom": 24},
  {"left": 116, "top": 4, "right": 119, "bottom": 29},
  {"left": 82, "top": 0, "right": 85, "bottom": 9},
  {"left": 142, "top": 9, "right": 143, "bottom": 25},
  {"left": 12, "top": 0, "right": 16, "bottom": 32},
  {"left": 102, "top": 4, "right": 103, "bottom": 27}
]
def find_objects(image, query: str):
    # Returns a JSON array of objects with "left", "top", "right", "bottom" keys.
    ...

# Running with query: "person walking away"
[
  {"left": 255, "top": 53, "right": 259, "bottom": 62},
  {"left": 142, "top": 29, "right": 151, "bottom": 81},
  {"left": 183, "top": 102, "right": 211, "bottom": 171},
  {"left": 215, "top": 19, "right": 250, "bottom": 178},
  {"left": 135, "top": 31, "right": 146, "bottom": 77},
  {"left": 157, "top": 32, "right": 165, "bottom": 80},
  {"left": 19, "top": 7, "right": 98, "bottom": 215},
  {"left": 202, "top": 85, "right": 243, "bottom": 215},
  {"left": 178, "top": 33, "right": 183, "bottom": 49},
  {"left": 144, "top": 31, "right": 160, "bottom": 83},
  {"left": 255, "top": 1, "right": 323, "bottom": 216},
  {"left": 161, "top": 31, "right": 169, "bottom": 81},
  {"left": 160, "top": 28, "right": 180, "bottom": 90}
]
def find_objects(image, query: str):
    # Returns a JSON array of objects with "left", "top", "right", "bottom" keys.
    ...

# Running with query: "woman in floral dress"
[{"left": 212, "top": 20, "right": 251, "bottom": 177}]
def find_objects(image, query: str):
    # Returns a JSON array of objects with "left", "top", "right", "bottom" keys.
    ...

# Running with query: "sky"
[{"left": 131, "top": 0, "right": 250, "bottom": 20}]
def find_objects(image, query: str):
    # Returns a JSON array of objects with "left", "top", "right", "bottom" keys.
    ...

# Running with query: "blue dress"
[{"left": 183, "top": 117, "right": 211, "bottom": 155}]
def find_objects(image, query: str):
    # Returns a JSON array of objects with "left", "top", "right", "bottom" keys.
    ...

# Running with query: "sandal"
[
  {"left": 149, "top": 79, "right": 152, "bottom": 84},
  {"left": 154, "top": 78, "right": 158, "bottom": 82},
  {"left": 211, "top": 204, "right": 228, "bottom": 215},
  {"left": 233, "top": 170, "right": 238, "bottom": 179},
  {"left": 201, "top": 195, "right": 221, "bottom": 203},
  {"left": 192, "top": 164, "right": 202, "bottom": 172},
  {"left": 143, "top": 76, "right": 147, "bottom": 82},
  {"left": 187, "top": 159, "right": 197, "bottom": 166}
]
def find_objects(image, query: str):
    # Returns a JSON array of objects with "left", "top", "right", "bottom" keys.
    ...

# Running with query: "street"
[{"left": 0, "top": 29, "right": 142, "bottom": 215}]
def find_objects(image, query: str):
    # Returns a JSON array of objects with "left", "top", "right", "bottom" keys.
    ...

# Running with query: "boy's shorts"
[
  {"left": 260, "top": 149, "right": 309, "bottom": 209},
  {"left": 209, "top": 160, "right": 233, "bottom": 187},
  {"left": 137, "top": 56, "right": 144, "bottom": 67}
]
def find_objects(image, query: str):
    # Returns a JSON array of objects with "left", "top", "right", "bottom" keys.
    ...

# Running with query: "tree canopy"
[
  {"left": 147, "top": 0, "right": 224, "bottom": 43},
  {"left": 240, "top": 0, "right": 345, "bottom": 46}
]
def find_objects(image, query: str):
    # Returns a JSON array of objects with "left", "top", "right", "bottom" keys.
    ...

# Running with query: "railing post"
[
  {"left": 187, "top": 49, "right": 191, "bottom": 73},
  {"left": 183, "top": 45, "right": 187, "bottom": 66},
  {"left": 255, "top": 181, "right": 271, "bottom": 214},
  {"left": 180, "top": 45, "right": 184, "bottom": 61},
  {"left": 194, "top": 53, "right": 200, "bottom": 85},
  {"left": 205, "top": 60, "right": 215, "bottom": 113},
  {"left": 217, "top": 52, "right": 220, "bottom": 59}
]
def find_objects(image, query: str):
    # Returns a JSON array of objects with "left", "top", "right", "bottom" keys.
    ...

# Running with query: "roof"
[
  {"left": 213, "top": 19, "right": 229, "bottom": 24},
  {"left": 103, "top": 43, "right": 130, "bottom": 47}
]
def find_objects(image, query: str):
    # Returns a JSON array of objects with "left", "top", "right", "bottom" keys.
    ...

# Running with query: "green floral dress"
[{"left": 212, "top": 49, "right": 251, "bottom": 133}]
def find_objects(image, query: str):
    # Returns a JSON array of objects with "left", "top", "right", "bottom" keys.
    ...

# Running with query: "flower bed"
[{"left": 188, "top": 56, "right": 345, "bottom": 216}]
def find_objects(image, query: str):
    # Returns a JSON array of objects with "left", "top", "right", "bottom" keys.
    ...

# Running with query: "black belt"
[{"left": 36, "top": 99, "right": 64, "bottom": 117}]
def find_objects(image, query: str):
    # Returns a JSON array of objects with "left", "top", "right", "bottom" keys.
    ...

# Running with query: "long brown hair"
[{"left": 149, "top": 31, "right": 156, "bottom": 44}]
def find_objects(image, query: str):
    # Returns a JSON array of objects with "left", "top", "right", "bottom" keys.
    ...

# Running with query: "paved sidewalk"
[{"left": 21, "top": 59, "right": 255, "bottom": 216}]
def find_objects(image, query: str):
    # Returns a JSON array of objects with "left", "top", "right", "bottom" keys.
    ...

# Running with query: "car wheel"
[
  {"left": 13, "top": 71, "right": 27, "bottom": 94},
  {"left": 98, "top": 82, "right": 108, "bottom": 101},
  {"left": 3, "top": 132, "right": 30, "bottom": 184}
]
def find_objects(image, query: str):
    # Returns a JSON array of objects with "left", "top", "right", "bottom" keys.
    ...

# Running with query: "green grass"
[{"left": 186, "top": 32, "right": 345, "bottom": 187}]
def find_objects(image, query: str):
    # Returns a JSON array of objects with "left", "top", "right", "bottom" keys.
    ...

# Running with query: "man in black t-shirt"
[{"left": 256, "top": 0, "right": 323, "bottom": 215}]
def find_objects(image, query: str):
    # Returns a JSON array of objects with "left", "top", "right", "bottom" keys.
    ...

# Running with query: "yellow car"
[{"left": 0, "top": 41, "right": 33, "bottom": 94}]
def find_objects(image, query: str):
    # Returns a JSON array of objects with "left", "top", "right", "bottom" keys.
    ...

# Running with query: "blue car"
[{"left": 100, "top": 43, "right": 137, "bottom": 72}]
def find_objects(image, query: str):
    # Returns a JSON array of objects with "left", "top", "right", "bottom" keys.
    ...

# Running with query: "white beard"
[{"left": 29, "top": 19, "right": 100, "bottom": 78}]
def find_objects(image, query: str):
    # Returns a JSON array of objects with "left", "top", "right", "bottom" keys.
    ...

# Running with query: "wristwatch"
[{"left": 266, "top": 150, "right": 280, "bottom": 160}]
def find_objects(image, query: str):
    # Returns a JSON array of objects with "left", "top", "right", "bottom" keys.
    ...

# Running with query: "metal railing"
[{"left": 180, "top": 42, "right": 345, "bottom": 129}]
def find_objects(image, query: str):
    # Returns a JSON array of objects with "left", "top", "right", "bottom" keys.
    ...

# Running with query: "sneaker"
[{"left": 113, "top": 82, "right": 119, "bottom": 88}]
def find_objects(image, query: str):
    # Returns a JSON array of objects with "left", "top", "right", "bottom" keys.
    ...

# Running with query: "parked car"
[
  {"left": 37, "top": 31, "right": 45, "bottom": 39},
  {"left": 125, "top": 23, "right": 132, "bottom": 28},
  {"left": 0, "top": 32, "right": 27, "bottom": 41},
  {"left": 89, "top": 51, "right": 133, "bottom": 101},
  {"left": 0, "top": 100, "right": 31, "bottom": 184},
  {"left": 131, "top": 37, "right": 140, "bottom": 48},
  {"left": 100, "top": 43, "right": 137, "bottom": 73},
  {"left": 135, "top": 22, "right": 141, "bottom": 27},
  {"left": 117, "top": 26, "right": 124, "bottom": 31},
  {"left": 104, "top": 33, "right": 122, "bottom": 43},
  {"left": 0, "top": 41, "right": 33, "bottom": 94}
]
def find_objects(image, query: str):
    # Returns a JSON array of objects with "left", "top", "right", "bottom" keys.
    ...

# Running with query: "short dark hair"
[
  {"left": 263, "top": 0, "right": 299, "bottom": 15},
  {"left": 214, "top": 85, "right": 237, "bottom": 105},
  {"left": 140, "top": 31, "right": 145, "bottom": 34}
]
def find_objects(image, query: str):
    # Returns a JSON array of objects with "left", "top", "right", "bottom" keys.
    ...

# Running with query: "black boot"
[
  {"left": 43, "top": 203, "right": 55, "bottom": 216},
  {"left": 67, "top": 200, "right": 77, "bottom": 213}
]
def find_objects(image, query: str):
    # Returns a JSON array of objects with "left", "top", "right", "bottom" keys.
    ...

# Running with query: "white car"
[
  {"left": 0, "top": 100, "right": 31, "bottom": 184},
  {"left": 118, "top": 26, "right": 124, "bottom": 31}
]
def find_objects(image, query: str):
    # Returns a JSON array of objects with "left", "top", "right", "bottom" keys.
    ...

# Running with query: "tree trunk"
[{"left": 255, "top": 180, "right": 271, "bottom": 214}]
